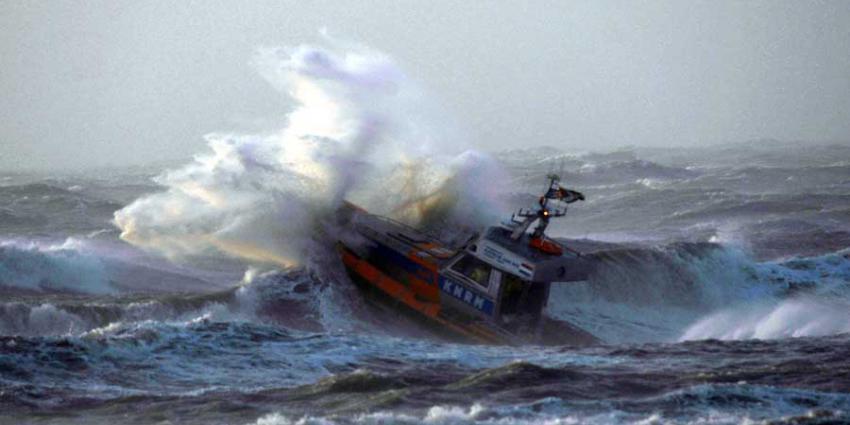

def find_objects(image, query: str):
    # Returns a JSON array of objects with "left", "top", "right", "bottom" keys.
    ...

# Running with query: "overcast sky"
[{"left": 2, "top": 1, "right": 849, "bottom": 170}]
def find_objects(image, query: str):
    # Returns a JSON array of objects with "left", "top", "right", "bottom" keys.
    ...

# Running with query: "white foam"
[
  {"left": 114, "top": 39, "right": 508, "bottom": 271},
  {"left": 679, "top": 249, "right": 850, "bottom": 341},
  {"left": 680, "top": 296, "right": 850, "bottom": 340},
  {"left": 248, "top": 401, "right": 786, "bottom": 425},
  {"left": 248, "top": 381, "right": 850, "bottom": 424}
]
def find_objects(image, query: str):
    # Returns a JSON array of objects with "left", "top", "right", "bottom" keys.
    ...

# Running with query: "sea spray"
[{"left": 114, "top": 42, "right": 508, "bottom": 269}]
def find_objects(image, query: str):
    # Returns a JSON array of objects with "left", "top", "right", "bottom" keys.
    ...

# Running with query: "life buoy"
[{"left": 529, "top": 236, "right": 563, "bottom": 256}]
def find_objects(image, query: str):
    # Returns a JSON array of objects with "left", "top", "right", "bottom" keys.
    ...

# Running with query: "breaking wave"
[
  {"left": 0, "top": 239, "right": 112, "bottom": 294},
  {"left": 550, "top": 244, "right": 850, "bottom": 343},
  {"left": 0, "top": 268, "right": 329, "bottom": 337},
  {"left": 4, "top": 236, "right": 846, "bottom": 345},
  {"left": 680, "top": 296, "right": 850, "bottom": 340},
  {"left": 114, "top": 41, "right": 509, "bottom": 270}
]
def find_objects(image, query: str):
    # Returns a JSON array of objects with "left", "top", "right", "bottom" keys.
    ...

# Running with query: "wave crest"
[{"left": 0, "top": 240, "right": 111, "bottom": 294}]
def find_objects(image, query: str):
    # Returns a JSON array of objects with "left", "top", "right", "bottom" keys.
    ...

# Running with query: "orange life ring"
[{"left": 529, "top": 237, "right": 563, "bottom": 255}]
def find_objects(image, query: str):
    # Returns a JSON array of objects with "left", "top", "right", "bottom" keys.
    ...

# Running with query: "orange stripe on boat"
[
  {"left": 339, "top": 245, "right": 503, "bottom": 345},
  {"left": 340, "top": 247, "right": 440, "bottom": 318}
]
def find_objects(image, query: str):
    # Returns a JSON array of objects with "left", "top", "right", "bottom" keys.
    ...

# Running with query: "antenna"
[{"left": 509, "top": 174, "right": 578, "bottom": 241}]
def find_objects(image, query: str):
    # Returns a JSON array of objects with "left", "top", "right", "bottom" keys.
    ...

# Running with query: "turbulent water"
[
  {"left": 3, "top": 141, "right": 850, "bottom": 425},
  {"left": 3, "top": 44, "right": 850, "bottom": 424}
]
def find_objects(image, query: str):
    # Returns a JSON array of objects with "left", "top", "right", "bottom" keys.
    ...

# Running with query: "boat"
[{"left": 335, "top": 174, "right": 598, "bottom": 346}]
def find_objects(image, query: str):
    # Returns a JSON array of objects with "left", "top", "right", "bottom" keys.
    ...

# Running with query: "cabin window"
[{"left": 450, "top": 255, "right": 491, "bottom": 288}]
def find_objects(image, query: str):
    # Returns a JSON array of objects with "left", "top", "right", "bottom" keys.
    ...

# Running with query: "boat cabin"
[{"left": 438, "top": 226, "right": 590, "bottom": 330}]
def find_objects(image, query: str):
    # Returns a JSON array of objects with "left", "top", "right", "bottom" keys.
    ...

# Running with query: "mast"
[{"left": 507, "top": 174, "right": 584, "bottom": 242}]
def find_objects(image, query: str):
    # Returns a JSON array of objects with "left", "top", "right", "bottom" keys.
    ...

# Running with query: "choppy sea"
[{"left": 2, "top": 142, "right": 849, "bottom": 424}]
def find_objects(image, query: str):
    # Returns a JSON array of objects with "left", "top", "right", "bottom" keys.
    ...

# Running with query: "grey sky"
[{"left": 2, "top": 1, "right": 849, "bottom": 170}]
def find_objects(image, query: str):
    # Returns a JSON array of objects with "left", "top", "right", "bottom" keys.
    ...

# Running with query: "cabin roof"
[
  {"left": 480, "top": 227, "right": 591, "bottom": 282},
  {"left": 483, "top": 227, "right": 580, "bottom": 262}
]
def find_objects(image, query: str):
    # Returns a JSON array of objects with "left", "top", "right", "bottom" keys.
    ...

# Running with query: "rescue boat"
[{"left": 335, "top": 175, "right": 598, "bottom": 346}]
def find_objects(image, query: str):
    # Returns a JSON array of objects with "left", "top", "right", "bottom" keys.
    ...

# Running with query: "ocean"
[
  {"left": 2, "top": 142, "right": 849, "bottom": 425},
  {"left": 2, "top": 43, "right": 850, "bottom": 424}
]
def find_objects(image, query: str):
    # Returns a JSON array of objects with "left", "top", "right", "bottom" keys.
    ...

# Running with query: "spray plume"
[{"left": 114, "top": 40, "right": 508, "bottom": 268}]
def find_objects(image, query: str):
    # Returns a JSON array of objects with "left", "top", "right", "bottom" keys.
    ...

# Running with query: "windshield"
[{"left": 449, "top": 254, "right": 492, "bottom": 288}]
